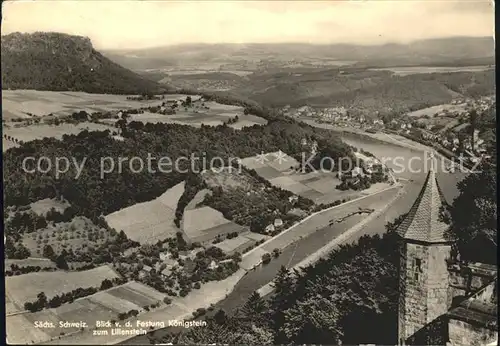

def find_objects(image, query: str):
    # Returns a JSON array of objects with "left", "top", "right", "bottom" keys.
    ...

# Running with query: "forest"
[{"left": 3, "top": 118, "right": 353, "bottom": 223}]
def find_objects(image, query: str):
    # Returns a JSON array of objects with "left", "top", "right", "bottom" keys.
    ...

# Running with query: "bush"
[
  {"left": 262, "top": 253, "right": 272, "bottom": 265},
  {"left": 272, "top": 248, "right": 281, "bottom": 258}
]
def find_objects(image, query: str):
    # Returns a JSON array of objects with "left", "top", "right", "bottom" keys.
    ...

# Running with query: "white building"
[
  {"left": 351, "top": 167, "right": 363, "bottom": 177},
  {"left": 274, "top": 218, "right": 284, "bottom": 228},
  {"left": 265, "top": 224, "right": 275, "bottom": 233}
]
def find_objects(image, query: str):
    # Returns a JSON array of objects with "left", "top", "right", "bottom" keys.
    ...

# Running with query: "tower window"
[{"left": 413, "top": 258, "right": 422, "bottom": 281}]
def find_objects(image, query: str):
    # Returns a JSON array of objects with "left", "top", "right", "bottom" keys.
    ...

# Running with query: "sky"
[{"left": 1, "top": 0, "right": 495, "bottom": 50}]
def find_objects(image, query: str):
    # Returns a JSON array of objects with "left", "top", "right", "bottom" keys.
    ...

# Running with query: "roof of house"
[
  {"left": 397, "top": 160, "right": 452, "bottom": 243},
  {"left": 161, "top": 268, "right": 172, "bottom": 276}
]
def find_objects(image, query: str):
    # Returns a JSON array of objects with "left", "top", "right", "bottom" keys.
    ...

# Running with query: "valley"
[{"left": 2, "top": 29, "right": 496, "bottom": 346}]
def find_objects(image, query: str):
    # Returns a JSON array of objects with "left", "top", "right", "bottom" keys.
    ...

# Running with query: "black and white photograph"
[{"left": 1, "top": 1, "right": 497, "bottom": 345}]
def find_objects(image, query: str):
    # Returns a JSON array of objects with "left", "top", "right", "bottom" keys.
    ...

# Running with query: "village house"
[
  {"left": 139, "top": 265, "right": 153, "bottom": 279},
  {"left": 161, "top": 267, "right": 172, "bottom": 278},
  {"left": 351, "top": 166, "right": 364, "bottom": 177},
  {"left": 274, "top": 218, "right": 284, "bottom": 228},
  {"left": 265, "top": 224, "right": 275, "bottom": 234},
  {"left": 208, "top": 260, "right": 218, "bottom": 270}
]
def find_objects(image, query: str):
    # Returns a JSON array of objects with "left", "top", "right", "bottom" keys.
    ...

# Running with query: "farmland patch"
[
  {"left": 5, "top": 265, "right": 119, "bottom": 313},
  {"left": 105, "top": 182, "right": 185, "bottom": 244}
]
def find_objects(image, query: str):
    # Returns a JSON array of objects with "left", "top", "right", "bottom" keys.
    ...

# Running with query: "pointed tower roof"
[{"left": 397, "top": 153, "right": 452, "bottom": 243}]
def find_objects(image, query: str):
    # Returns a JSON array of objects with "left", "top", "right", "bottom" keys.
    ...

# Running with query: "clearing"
[
  {"left": 2, "top": 90, "right": 177, "bottom": 119},
  {"left": 105, "top": 182, "right": 185, "bottom": 244},
  {"left": 22, "top": 216, "right": 115, "bottom": 257},
  {"left": 127, "top": 99, "right": 267, "bottom": 128},
  {"left": 5, "top": 280, "right": 166, "bottom": 345},
  {"left": 182, "top": 206, "right": 248, "bottom": 244},
  {"left": 5, "top": 264, "right": 120, "bottom": 313},
  {"left": 240, "top": 151, "right": 382, "bottom": 204},
  {"left": 3, "top": 122, "right": 112, "bottom": 151},
  {"left": 407, "top": 103, "right": 468, "bottom": 118},
  {"left": 29, "top": 198, "right": 70, "bottom": 216}
]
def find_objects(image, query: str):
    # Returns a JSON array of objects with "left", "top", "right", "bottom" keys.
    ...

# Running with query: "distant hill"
[
  {"left": 237, "top": 68, "right": 496, "bottom": 111},
  {"left": 1, "top": 32, "right": 169, "bottom": 94},
  {"left": 103, "top": 37, "right": 495, "bottom": 72}
]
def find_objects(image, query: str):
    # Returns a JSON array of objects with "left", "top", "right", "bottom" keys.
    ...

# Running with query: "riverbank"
[
  {"left": 240, "top": 184, "right": 400, "bottom": 271},
  {"left": 301, "top": 119, "right": 473, "bottom": 173},
  {"left": 257, "top": 183, "right": 404, "bottom": 297}
]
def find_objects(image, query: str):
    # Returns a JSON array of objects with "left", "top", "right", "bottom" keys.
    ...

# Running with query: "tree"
[
  {"left": 261, "top": 253, "right": 272, "bottom": 265},
  {"left": 37, "top": 292, "right": 48, "bottom": 307},
  {"left": 55, "top": 252, "right": 69, "bottom": 270},
  {"left": 272, "top": 248, "right": 281, "bottom": 258},
  {"left": 231, "top": 252, "right": 242, "bottom": 263},
  {"left": 238, "top": 291, "right": 268, "bottom": 326},
  {"left": 280, "top": 296, "right": 343, "bottom": 344},
  {"left": 176, "top": 323, "right": 240, "bottom": 345},
  {"left": 448, "top": 162, "right": 497, "bottom": 264},
  {"left": 214, "top": 308, "right": 228, "bottom": 325},
  {"left": 42, "top": 245, "right": 55, "bottom": 260},
  {"left": 100, "top": 279, "right": 113, "bottom": 290}
]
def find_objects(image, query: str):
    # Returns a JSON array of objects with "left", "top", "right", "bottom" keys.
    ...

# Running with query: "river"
[{"left": 123, "top": 131, "right": 467, "bottom": 345}]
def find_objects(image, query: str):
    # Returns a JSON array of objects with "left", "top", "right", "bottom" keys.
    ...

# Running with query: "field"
[
  {"left": 105, "top": 182, "right": 185, "bottom": 244},
  {"left": 201, "top": 167, "right": 255, "bottom": 190},
  {"left": 214, "top": 231, "right": 269, "bottom": 256},
  {"left": 2, "top": 122, "right": 112, "bottom": 151},
  {"left": 126, "top": 100, "right": 267, "bottom": 128},
  {"left": 5, "top": 257, "right": 56, "bottom": 269},
  {"left": 185, "top": 189, "right": 211, "bottom": 210},
  {"left": 29, "top": 198, "right": 70, "bottom": 215},
  {"left": 182, "top": 206, "right": 248, "bottom": 243},
  {"left": 369, "top": 65, "right": 493, "bottom": 76},
  {"left": 407, "top": 103, "right": 468, "bottom": 118},
  {"left": 240, "top": 151, "right": 374, "bottom": 204},
  {"left": 1, "top": 90, "right": 188, "bottom": 119},
  {"left": 5, "top": 280, "right": 166, "bottom": 345},
  {"left": 5, "top": 265, "right": 120, "bottom": 314},
  {"left": 21, "top": 216, "right": 115, "bottom": 257}
]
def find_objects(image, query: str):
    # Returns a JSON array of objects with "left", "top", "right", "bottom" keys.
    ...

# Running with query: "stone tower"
[{"left": 397, "top": 157, "right": 454, "bottom": 345}]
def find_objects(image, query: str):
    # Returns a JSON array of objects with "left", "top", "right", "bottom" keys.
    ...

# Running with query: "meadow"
[
  {"left": 2, "top": 90, "right": 268, "bottom": 152},
  {"left": 126, "top": 100, "right": 267, "bottom": 128},
  {"left": 2, "top": 122, "right": 112, "bottom": 151},
  {"left": 2, "top": 90, "right": 190, "bottom": 119},
  {"left": 240, "top": 151, "right": 369, "bottom": 205},
  {"left": 407, "top": 102, "right": 468, "bottom": 118},
  {"left": 182, "top": 206, "right": 247, "bottom": 243},
  {"left": 5, "top": 280, "right": 166, "bottom": 345},
  {"left": 22, "top": 216, "right": 116, "bottom": 257},
  {"left": 104, "top": 182, "right": 185, "bottom": 244},
  {"left": 29, "top": 198, "right": 70, "bottom": 215},
  {"left": 5, "top": 265, "right": 120, "bottom": 314}
]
